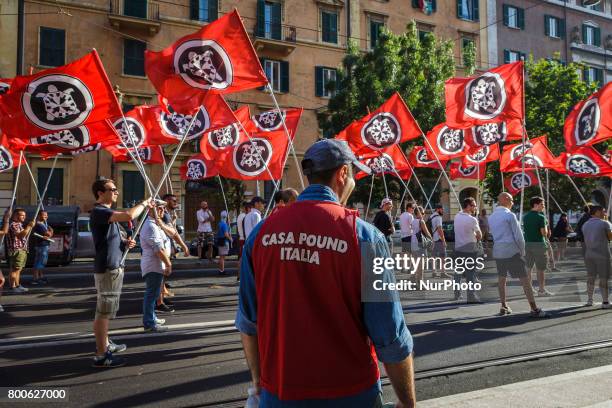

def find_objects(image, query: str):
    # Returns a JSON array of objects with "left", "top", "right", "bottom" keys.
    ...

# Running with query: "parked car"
[
  {"left": 75, "top": 215, "right": 95, "bottom": 258},
  {"left": 188, "top": 222, "right": 239, "bottom": 258}
]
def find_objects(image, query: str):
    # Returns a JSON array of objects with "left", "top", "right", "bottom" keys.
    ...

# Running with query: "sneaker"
[
  {"left": 107, "top": 339, "right": 127, "bottom": 354},
  {"left": 0, "top": 304, "right": 4, "bottom": 312},
  {"left": 538, "top": 289, "right": 554, "bottom": 297},
  {"left": 551, "top": 267, "right": 561, "bottom": 272},
  {"left": 92, "top": 351, "right": 125, "bottom": 368},
  {"left": 155, "top": 318, "right": 166, "bottom": 326},
  {"left": 602, "top": 302, "right": 611, "bottom": 310},
  {"left": 585, "top": 299, "right": 594, "bottom": 307},
  {"left": 529, "top": 308, "right": 549, "bottom": 318},
  {"left": 219, "top": 269, "right": 227, "bottom": 275},
  {"left": 144, "top": 325, "right": 168, "bottom": 332},
  {"left": 30, "top": 279, "right": 40, "bottom": 286},
  {"left": 40, "top": 277, "right": 49, "bottom": 284},
  {"left": 155, "top": 303, "right": 175, "bottom": 314},
  {"left": 17, "top": 285, "right": 28, "bottom": 292},
  {"left": 165, "top": 282, "right": 173, "bottom": 289},
  {"left": 499, "top": 306, "right": 513, "bottom": 315},
  {"left": 163, "top": 298, "right": 174, "bottom": 306},
  {"left": 10, "top": 286, "right": 26, "bottom": 293}
]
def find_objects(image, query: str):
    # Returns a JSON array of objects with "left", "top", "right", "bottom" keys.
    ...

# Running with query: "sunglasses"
[{"left": 105, "top": 188, "right": 118, "bottom": 193}]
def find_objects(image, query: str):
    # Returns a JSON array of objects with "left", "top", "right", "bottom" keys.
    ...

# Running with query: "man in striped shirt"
[{"left": 7, "top": 209, "right": 35, "bottom": 293}]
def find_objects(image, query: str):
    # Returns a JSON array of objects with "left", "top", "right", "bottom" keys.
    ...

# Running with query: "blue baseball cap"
[{"left": 301, "top": 139, "right": 371, "bottom": 176}]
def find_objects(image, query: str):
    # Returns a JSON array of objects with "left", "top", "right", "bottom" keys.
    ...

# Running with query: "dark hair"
[
  {"left": 584, "top": 205, "right": 591, "bottom": 213},
  {"left": 560, "top": 213, "right": 568, "bottom": 218},
  {"left": 403, "top": 201, "right": 416, "bottom": 212},
  {"left": 92, "top": 178, "right": 114, "bottom": 200},
  {"left": 305, "top": 164, "right": 352, "bottom": 186},
  {"left": 273, "top": 191, "right": 284, "bottom": 204},
  {"left": 242, "top": 201, "right": 251, "bottom": 209},
  {"left": 462, "top": 197, "right": 476, "bottom": 209},
  {"left": 590, "top": 205, "right": 605, "bottom": 216},
  {"left": 529, "top": 196, "right": 544, "bottom": 208},
  {"left": 162, "top": 193, "right": 176, "bottom": 201},
  {"left": 13, "top": 208, "right": 25, "bottom": 216},
  {"left": 282, "top": 188, "right": 298, "bottom": 202}
]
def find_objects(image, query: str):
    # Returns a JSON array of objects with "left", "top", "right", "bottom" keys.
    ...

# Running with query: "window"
[
  {"left": 262, "top": 59, "right": 289, "bottom": 92},
  {"left": 38, "top": 168, "right": 64, "bottom": 206},
  {"left": 545, "top": 15, "right": 564, "bottom": 39},
  {"left": 123, "top": 171, "right": 145, "bottom": 208},
  {"left": 503, "top": 5, "right": 524, "bottom": 30},
  {"left": 503, "top": 49, "right": 525, "bottom": 63},
  {"left": 124, "top": 0, "right": 147, "bottom": 18},
  {"left": 418, "top": 30, "right": 432, "bottom": 42},
  {"left": 123, "top": 39, "right": 146, "bottom": 76},
  {"left": 256, "top": 0, "right": 282, "bottom": 40},
  {"left": 315, "top": 67, "right": 337, "bottom": 98},
  {"left": 583, "top": 67, "right": 604, "bottom": 87},
  {"left": 582, "top": 23, "right": 601, "bottom": 47},
  {"left": 190, "top": 0, "right": 218, "bottom": 22},
  {"left": 582, "top": 0, "right": 603, "bottom": 12},
  {"left": 411, "top": 0, "right": 437, "bottom": 13},
  {"left": 462, "top": 38, "right": 475, "bottom": 65},
  {"left": 39, "top": 27, "right": 65, "bottom": 67},
  {"left": 369, "top": 18, "right": 385, "bottom": 49},
  {"left": 457, "top": 0, "right": 479, "bottom": 22},
  {"left": 321, "top": 10, "right": 338, "bottom": 44},
  {"left": 264, "top": 180, "right": 278, "bottom": 203}
]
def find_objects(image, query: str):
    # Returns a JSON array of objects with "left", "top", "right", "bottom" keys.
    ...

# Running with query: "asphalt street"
[{"left": 1, "top": 249, "right": 611, "bottom": 407}]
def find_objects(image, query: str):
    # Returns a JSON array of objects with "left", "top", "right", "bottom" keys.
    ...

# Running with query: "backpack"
[{"left": 426, "top": 213, "right": 440, "bottom": 240}]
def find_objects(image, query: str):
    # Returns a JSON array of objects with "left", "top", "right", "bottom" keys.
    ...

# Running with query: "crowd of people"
[{"left": 0, "top": 138, "right": 610, "bottom": 406}]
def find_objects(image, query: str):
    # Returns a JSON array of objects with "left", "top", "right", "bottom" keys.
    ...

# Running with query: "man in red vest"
[{"left": 236, "top": 139, "right": 416, "bottom": 407}]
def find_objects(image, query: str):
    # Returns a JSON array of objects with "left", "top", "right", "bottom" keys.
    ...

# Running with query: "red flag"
[
  {"left": 0, "top": 134, "right": 24, "bottom": 172},
  {"left": 449, "top": 161, "right": 486, "bottom": 180},
  {"left": 145, "top": 10, "right": 267, "bottom": 113},
  {"left": 244, "top": 108, "right": 303, "bottom": 136},
  {"left": 9, "top": 120, "right": 121, "bottom": 158},
  {"left": 200, "top": 105, "right": 251, "bottom": 160},
  {"left": 0, "top": 51, "right": 122, "bottom": 138},
  {"left": 462, "top": 144, "right": 500, "bottom": 166},
  {"left": 465, "top": 119, "right": 523, "bottom": 149},
  {"left": 218, "top": 132, "right": 291, "bottom": 180},
  {"left": 563, "top": 83, "right": 612, "bottom": 151},
  {"left": 355, "top": 145, "right": 412, "bottom": 180},
  {"left": 335, "top": 92, "right": 422, "bottom": 154},
  {"left": 180, "top": 154, "right": 219, "bottom": 180},
  {"left": 109, "top": 145, "right": 164, "bottom": 164},
  {"left": 500, "top": 137, "right": 554, "bottom": 172},
  {"left": 552, "top": 146, "right": 612, "bottom": 177},
  {"left": 424, "top": 123, "right": 468, "bottom": 160},
  {"left": 445, "top": 61, "right": 524, "bottom": 128},
  {"left": 505, "top": 171, "right": 539, "bottom": 195},
  {"left": 0, "top": 78, "right": 12, "bottom": 96},
  {"left": 408, "top": 146, "right": 448, "bottom": 169}
]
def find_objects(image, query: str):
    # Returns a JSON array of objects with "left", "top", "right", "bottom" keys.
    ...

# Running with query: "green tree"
[
  {"left": 319, "top": 22, "right": 468, "bottom": 211},
  {"left": 483, "top": 57, "right": 601, "bottom": 212}
]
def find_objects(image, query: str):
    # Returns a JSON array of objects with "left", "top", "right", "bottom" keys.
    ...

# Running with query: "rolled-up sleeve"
[
  {"left": 361, "top": 223, "right": 413, "bottom": 363},
  {"left": 235, "top": 223, "right": 263, "bottom": 335}
]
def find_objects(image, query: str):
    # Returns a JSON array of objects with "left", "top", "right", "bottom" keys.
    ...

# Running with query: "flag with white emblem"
[{"left": 563, "top": 83, "right": 612, "bottom": 151}]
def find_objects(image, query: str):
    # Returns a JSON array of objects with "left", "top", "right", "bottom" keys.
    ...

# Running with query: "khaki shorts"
[
  {"left": 94, "top": 268, "right": 124, "bottom": 320},
  {"left": 525, "top": 244, "right": 549, "bottom": 271},
  {"left": 8, "top": 250, "right": 27, "bottom": 270}
]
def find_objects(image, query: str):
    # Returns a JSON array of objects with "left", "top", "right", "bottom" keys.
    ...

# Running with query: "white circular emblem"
[
  {"left": 22, "top": 74, "right": 94, "bottom": 131},
  {"left": 252, "top": 110, "right": 285, "bottom": 132},
  {"left": 416, "top": 149, "right": 436, "bottom": 165},
  {"left": 360, "top": 112, "right": 401, "bottom": 150},
  {"left": 464, "top": 72, "right": 507, "bottom": 120},
  {"left": 173, "top": 39, "right": 233, "bottom": 90},
  {"left": 437, "top": 126, "right": 464, "bottom": 155},
  {"left": 186, "top": 159, "right": 207, "bottom": 180},
  {"left": 566, "top": 154, "right": 600, "bottom": 175},
  {"left": 160, "top": 107, "right": 210, "bottom": 141},
  {"left": 458, "top": 165, "right": 477, "bottom": 177},
  {"left": 0, "top": 81, "right": 10, "bottom": 95},
  {"left": 510, "top": 173, "right": 532, "bottom": 190},
  {"left": 365, "top": 153, "right": 395, "bottom": 174},
  {"left": 113, "top": 117, "right": 146, "bottom": 148},
  {"left": 0, "top": 146, "right": 13, "bottom": 172},
  {"left": 207, "top": 123, "right": 240, "bottom": 150},
  {"left": 472, "top": 122, "right": 508, "bottom": 146},
  {"left": 31, "top": 126, "right": 90, "bottom": 149},
  {"left": 233, "top": 138, "right": 272, "bottom": 176},
  {"left": 574, "top": 98, "right": 601, "bottom": 146},
  {"left": 466, "top": 146, "right": 489, "bottom": 164}
]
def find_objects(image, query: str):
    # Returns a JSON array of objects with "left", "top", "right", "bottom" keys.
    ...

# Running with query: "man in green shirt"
[{"left": 523, "top": 196, "right": 553, "bottom": 297}]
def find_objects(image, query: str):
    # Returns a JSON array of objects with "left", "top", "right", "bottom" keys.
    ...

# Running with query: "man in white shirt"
[
  {"left": 430, "top": 204, "right": 447, "bottom": 278},
  {"left": 399, "top": 201, "right": 415, "bottom": 254},
  {"left": 236, "top": 201, "right": 251, "bottom": 281},
  {"left": 243, "top": 196, "right": 265, "bottom": 240},
  {"left": 196, "top": 201, "right": 215, "bottom": 263},
  {"left": 453, "top": 197, "right": 482, "bottom": 303}
]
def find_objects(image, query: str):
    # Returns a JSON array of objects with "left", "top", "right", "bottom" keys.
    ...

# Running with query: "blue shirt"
[
  {"left": 235, "top": 184, "right": 413, "bottom": 407},
  {"left": 217, "top": 220, "right": 230, "bottom": 239},
  {"left": 33, "top": 222, "right": 51, "bottom": 247},
  {"left": 488, "top": 206, "right": 525, "bottom": 259},
  {"left": 90, "top": 204, "right": 124, "bottom": 273}
]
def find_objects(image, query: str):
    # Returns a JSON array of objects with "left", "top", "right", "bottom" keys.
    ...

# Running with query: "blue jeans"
[
  {"left": 143, "top": 272, "right": 164, "bottom": 328},
  {"left": 33, "top": 246, "right": 49, "bottom": 270}
]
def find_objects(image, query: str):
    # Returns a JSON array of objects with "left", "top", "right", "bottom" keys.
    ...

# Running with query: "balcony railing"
[
  {"left": 253, "top": 22, "right": 297, "bottom": 55},
  {"left": 109, "top": 0, "right": 161, "bottom": 34}
]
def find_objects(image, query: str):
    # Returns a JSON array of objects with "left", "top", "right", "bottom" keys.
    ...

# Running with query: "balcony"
[
  {"left": 108, "top": 0, "right": 161, "bottom": 35},
  {"left": 253, "top": 23, "right": 297, "bottom": 56}
]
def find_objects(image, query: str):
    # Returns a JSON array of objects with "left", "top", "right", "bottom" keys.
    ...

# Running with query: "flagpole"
[
  {"left": 607, "top": 177, "right": 612, "bottom": 218},
  {"left": 25, "top": 155, "right": 58, "bottom": 242},
  {"left": 401, "top": 162, "right": 431, "bottom": 210},
  {"left": 266, "top": 84, "right": 305, "bottom": 190},
  {"left": 476, "top": 162, "right": 481, "bottom": 211},
  {"left": 421, "top": 135, "right": 461, "bottom": 208},
  {"left": 217, "top": 175, "right": 229, "bottom": 216},
  {"left": 264, "top": 181, "right": 279, "bottom": 218},
  {"left": 500, "top": 169, "right": 505, "bottom": 192},
  {"left": 519, "top": 120, "right": 527, "bottom": 222},
  {"left": 382, "top": 171, "right": 389, "bottom": 198},
  {"left": 365, "top": 174, "right": 374, "bottom": 221},
  {"left": 424, "top": 172, "right": 443, "bottom": 212},
  {"left": 565, "top": 174, "right": 589, "bottom": 207},
  {"left": 546, "top": 169, "right": 551, "bottom": 223},
  {"left": 0, "top": 152, "right": 24, "bottom": 249},
  {"left": 120, "top": 112, "right": 199, "bottom": 266},
  {"left": 160, "top": 146, "right": 174, "bottom": 195},
  {"left": 22, "top": 157, "right": 46, "bottom": 204}
]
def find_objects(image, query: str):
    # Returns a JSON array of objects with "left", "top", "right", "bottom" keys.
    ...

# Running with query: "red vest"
[{"left": 252, "top": 200, "right": 379, "bottom": 400}]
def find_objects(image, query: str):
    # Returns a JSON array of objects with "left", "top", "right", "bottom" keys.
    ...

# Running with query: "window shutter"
[
  {"left": 583, "top": 67, "right": 588, "bottom": 82},
  {"left": 432, "top": 0, "right": 437, "bottom": 12},
  {"left": 503, "top": 5, "right": 509, "bottom": 27},
  {"left": 559, "top": 19, "right": 565, "bottom": 39},
  {"left": 473, "top": 0, "right": 479, "bottom": 21},
  {"left": 256, "top": 0, "right": 265, "bottom": 37},
  {"left": 503, "top": 49, "right": 510, "bottom": 64},
  {"left": 594, "top": 27, "right": 601, "bottom": 47},
  {"left": 518, "top": 8, "right": 524, "bottom": 29},
  {"left": 544, "top": 15, "right": 550, "bottom": 36},
  {"left": 456, "top": 0, "right": 461, "bottom": 19},
  {"left": 330, "top": 13, "right": 338, "bottom": 43},
  {"left": 271, "top": 3, "right": 282, "bottom": 40},
  {"left": 322, "top": 12, "right": 329, "bottom": 42},
  {"left": 190, "top": 0, "right": 198, "bottom": 20},
  {"left": 280, "top": 61, "right": 289, "bottom": 93},
  {"left": 596, "top": 69, "right": 603, "bottom": 86},
  {"left": 208, "top": 0, "right": 218, "bottom": 22},
  {"left": 582, "top": 24, "right": 587, "bottom": 44},
  {"left": 315, "top": 67, "right": 323, "bottom": 97},
  {"left": 412, "top": 0, "right": 419, "bottom": 7}
]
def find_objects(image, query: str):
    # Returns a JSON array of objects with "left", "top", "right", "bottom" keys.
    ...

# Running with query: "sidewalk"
[
  {"left": 419, "top": 364, "right": 612, "bottom": 408},
  {"left": 37, "top": 257, "right": 240, "bottom": 274}
]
